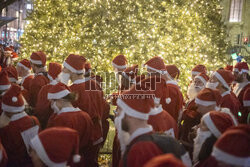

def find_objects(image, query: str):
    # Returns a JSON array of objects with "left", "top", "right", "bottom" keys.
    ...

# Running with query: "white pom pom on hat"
[
  {"left": 12, "top": 97, "right": 17, "bottom": 102},
  {"left": 73, "top": 154, "right": 81, "bottom": 163},
  {"left": 166, "top": 97, "right": 171, "bottom": 104}
]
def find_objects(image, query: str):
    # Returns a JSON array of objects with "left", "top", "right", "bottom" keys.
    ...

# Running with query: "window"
[{"left": 229, "top": 0, "right": 243, "bottom": 22}]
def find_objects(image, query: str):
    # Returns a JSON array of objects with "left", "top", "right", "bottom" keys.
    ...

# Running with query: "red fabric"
[
  {"left": 122, "top": 65, "right": 138, "bottom": 79},
  {"left": 2, "top": 84, "right": 24, "bottom": 109},
  {"left": 0, "top": 71, "right": 10, "bottom": 88},
  {"left": 119, "top": 141, "right": 163, "bottom": 167},
  {"left": 148, "top": 110, "right": 178, "bottom": 138},
  {"left": 18, "top": 59, "right": 31, "bottom": 70},
  {"left": 194, "top": 156, "right": 219, "bottom": 167},
  {"left": 29, "top": 75, "right": 49, "bottom": 107},
  {"left": 48, "top": 62, "right": 62, "bottom": 79},
  {"left": 112, "top": 132, "right": 121, "bottom": 167},
  {"left": 112, "top": 55, "right": 127, "bottom": 67},
  {"left": 162, "top": 83, "right": 184, "bottom": 121},
  {"left": 0, "top": 140, "right": 7, "bottom": 167},
  {"left": 220, "top": 93, "right": 240, "bottom": 119},
  {"left": 0, "top": 115, "right": 40, "bottom": 167},
  {"left": 237, "top": 83, "right": 250, "bottom": 123},
  {"left": 64, "top": 54, "right": 86, "bottom": 72},
  {"left": 35, "top": 84, "right": 54, "bottom": 129},
  {"left": 144, "top": 56, "right": 166, "bottom": 72},
  {"left": 22, "top": 75, "right": 33, "bottom": 91},
  {"left": 165, "top": 65, "right": 180, "bottom": 79},
  {"left": 30, "top": 51, "right": 47, "bottom": 66}
]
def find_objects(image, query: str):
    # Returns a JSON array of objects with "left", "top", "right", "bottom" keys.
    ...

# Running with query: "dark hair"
[
  {"left": 31, "top": 62, "right": 45, "bottom": 68},
  {"left": 198, "top": 134, "right": 217, "bottom": 161},
  {"left": 62, "top": 92, "right": 78, "bottom": 102}
]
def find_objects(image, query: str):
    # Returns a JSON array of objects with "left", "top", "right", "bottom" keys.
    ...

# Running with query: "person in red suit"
[
  {"left": 30, "top": 127, "right": 81, "bottom": 167},
  {"left": 29, "top": 51, "right": 49, "bottom": 108},
  {"left": 233, "top": 62, "right": 250, "bottom": 123},
  {"left": 47, "top": 82, "right": 94, "bottom": 167},
  {"left": 0, "top": 84, "right": 40, "bottom": 167},
  {"left": 206, "top": 69, "right": 240, "bottom": 119},
  {"left": 4, "top": 66, "right": 18, "bottom": 84},
  {"left": 0, "top": 71, "right": 11, "bottom": 115},
  {"left": 35, "top": 62, "right": 62, "bottom": 129}
]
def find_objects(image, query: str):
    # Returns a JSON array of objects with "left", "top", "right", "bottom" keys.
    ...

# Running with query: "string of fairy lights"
[{"left": 20, "top": 0, "right": 229, "bottom": 93}]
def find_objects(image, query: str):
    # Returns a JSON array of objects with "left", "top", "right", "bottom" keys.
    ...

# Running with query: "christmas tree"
[{"left": 20, "top": 0, "right": 229, "bottom": 93}]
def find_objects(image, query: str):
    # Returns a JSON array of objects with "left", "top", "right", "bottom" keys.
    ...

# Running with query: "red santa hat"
[
  {"left": 0, "top": 71, "right": 11, "bottom": 91},
  {"left": 195, "top": 88, "right": 221, "bottom": 110},
  {"left": 112, "top": 55, "right": 127, "bottom": 69},
  {"left": 30, "top": 127, "right": 81, "bottom": 167},
  {"left": 117, "top": 85, "right": 155, "bottom": 120},
  {"left": 212, "top": 69, "right": 235, "bottom": 90},
  {"left": 4, "top": 66, "right": 18, "bottom": 83},
  {"left": 30, "top": 51, "right": 47, "bottom": 66},
  {"left": 11, "top": 52, "right": 18, "bottom": 61},
  {"left": 144, "top": 153, "right": 186, "bottom": 167},
  {"left": 144, "top": 56, "right": 166, "bottom": 75},
  {"left": 191, "top": 65, "right": 207, "bottom": 75},
  {"left": 4, "top": 47, "right": 13, "bottom": 53},
  {"left": 2, "top": 84, "right": 25, "bottom": 113},
  {"left": 63, "top": 54, "right": 86, "bottom": 74},
  {"left": 17, "top": 59, "right": 31, "bottom": 71},
  {"left": 165, "top": 65, "right": 180, "bottom": 80},
  {"left": 211, "top": 125, "right": 250, "bottom": 166},
  {"left": 243, "top": 88, "right": 250, "bottom": 107},
  {"left": 202, "top": 111, "right": 236, "bottom": 138},
  {"left": 121, "top": 64, "right": 138, "bottom": 83},
  {"left": 194, "top": 72, "right": 209, "bottom": 85},
  {"left": 48, "top": 62, "right": 62, "bottom": 81},
  {"left": 84, "top": 62, "right": 91, "bottom": 74},
  {"left": 234, "top": 62, "right": 249, "bottom": 74},
  {"left": 224, "top": 65, "right": 233, "bottom": 72},
  {"left": 47, "top": 83, "right": 71, "bottom": 100}
]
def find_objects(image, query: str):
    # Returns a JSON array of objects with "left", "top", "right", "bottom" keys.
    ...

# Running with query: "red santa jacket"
[
  {"left": 35, "top": 81, "right": 57, "bottom": 129},
  {"left": 162, "top": 80, "right": 184, "bottom": 121},
  {"left": 148, "top": 106, "right": 178, "bottom": 138},
  {"left": 70, "top": 78, "right": 105, "bottom": 145},
  {"left": 47, "top": 107, "right": 93, "bottom": 151},
  {"left": 29, "top": 73, "right": 49, "bottom": 107},
  {"left": 0, "top": 112, "right": 40, "bottom": 167},
  {"left": 119, "top": 126, "right": 163, "bottom": 167},
  {"left": 20, "top": 74, "right": 33, "bottom": 91},
  {"left": 0, "top": 139, "right": 7, "bottom": 167},
  {"left": 220, "top": 91, "right": 240, "bottom": 119},
  {"left": 233, "top": 82, "right": 250, "bottom": 123}
]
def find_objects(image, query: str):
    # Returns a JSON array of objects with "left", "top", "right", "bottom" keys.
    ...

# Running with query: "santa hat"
[
  {"left": 224, "top": 65, "right": 233, "bottom": 72},
  {"left": 30, "top": 127, "right": 81, "bottom": 167},
  {"left": 4, "top": 47, "right": 13, "bottom": 53},
  {"left": 121, "top": 65, "right": 138, "bottom": 83},
  {"left": 202, "top": 111, "right": 236, "bottom": 138},
  {"left": 48, "top": 83, "right": 71, "bottom": 100},
  {"left": 165, "top": 65, "right": 180, "bottom": 80},
  {"left": 212, "top": 69, "right": 234, "bottom": 90},
  {"left": 192, "top": 65, "right": 207, "bottom": 75},
  {"left": 30, "top": 51, "right": 47, "bottom": 66},
  {"left": 195, "top": 88, "right": 221, "bottom": 110},
  {"left": 194, "top": 72, "right": 209, "bottom": 85},
  {"left": 117, "top": 85, "right": 155, "bottom": 120},
  {"left": 144, "top": 56, "right": 166, "bottom": 75},
  {"left": 2, "top": 84, "right": 25, "bottom": 112},
  {"left": 112, "top": 55, "right": 127, "bottom": 69},
  {"left": 243, "top": 88, "right": 250, "bottom": 107},
  {"left": 144, "top": 153, "right": 186, "bottom": 167},
  {"left": 63, "top": 54, "right": 86, "bottom": 74},
  {"left": 11, "top": 52, "right": 18, "bottom": 60},
  {"left": 0, "top": 71, "right": 11, "bottom": 91},
  {"left": 211, "top": 125, "right": 250, "bottom": 166},
  {"left": 4, "top": 66, "right": 18, "bottom": 83},
  {"left": 48, "top": 62, "right": 62, "bottom": 81},
  {"left": 234, "top": 62, "right": 249, "bottom": 74},
  {"left": 84, "top": 62, "right": 91, "bottom": 74},
  {"left": 17, "top": 59, "right": 31, "bottom": 71}
]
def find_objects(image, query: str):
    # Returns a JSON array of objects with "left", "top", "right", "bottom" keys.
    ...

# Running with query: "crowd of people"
[{"left": 0, "top": 44, "right": 249, "bottom": 167}]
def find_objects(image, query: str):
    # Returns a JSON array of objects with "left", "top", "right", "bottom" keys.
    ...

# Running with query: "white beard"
[
  {"left": 193, "top": 128, "right": 212, "bottom": 163},
  {"left": 187, "top": 83, "right": 201, "bottom": 100},
  {"left": 114, "top": 112, "right": 130, "bottom": 155},
  {"left": 58, "top": 72, "right": 70, "bottom": 85}
]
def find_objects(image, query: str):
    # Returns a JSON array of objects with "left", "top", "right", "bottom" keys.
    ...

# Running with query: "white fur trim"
[
  {"left": 154, "top": 97, "right": 161, "bottom": 104},
  {"left": 212, "top": 147, "right": 250, "bottom": 166},
  {"left": 203, "top": 113, "right": 221, "bottom": 138},
  {"left": 0, "top": 84, "right": 10, "bottom": 91},
  {"left": 50, "top": 80, "right": 58, "bottom": 85},
  {"left": 30, "top": 59, "right": 42, "bottom": 65},
  {"left": 47, "top": 89, "right": 70, "bottom": 99},
  {"left": 117, "top": 99, "right": 149, "bottom": 120},
  {"left": 243, "top": 100, "right": 250, "bottom": 107},
  {"left": 121, "top": 71, "right": 129, "bottom": 80},
  {"left": 112, "top": 62, "right": 126, "bottom": 69},
  {"left": 47, "top": 74, "right": 54, "bottom": 81},
  {"left": 63, "top": 61, "right": 84, "bottom": 74},
  {"left": 9, "top": 77, "right": 17, "bottom": 83},
  {"left": 17, "top": 62, "right": 30, "bottom": 71},
  {"left": 233, "top": 68, "right": 248, "bottom": 74},
  {"left": 195, "top": 75, "right": 207, "bottom": 85},
  {"left": 191, "top": 71, "right": 200, "bottom": 75},
  {"left": 215, "top": 106, "right": 220, "bottom": 111},
  {"left": 165, "top": 70, "right": 174, "bottom": 80},
  {"left": 10, "top": 112, "right": 27, "bottom": 121},
  {"left": 30, "top": 136, "right": 67, "bottom": 167},
  {"left": 166, "top": 80, "right": 178, "bottom": 86},
  {"left": 214, "top": 72, "right": 230, "bottom": 90},
  {"left": 73, "top": 155, "right": 81, "bottom": 163},
  {"left": 2, "top": 103, "right": 25, "bottom": 113},
  {"left": 145, "top": 65, "right": 167, "bottom": 75},
  {"left": 93, "top": 137, "right": 104, "bottom": 145},
  {"left": 220, "top": 108, "right": 238, "bottom": 125},
  {"left": 221, "top": 91, "right": 231, "bottom": 97},
  {"left": 195, "top": 97, "right": 216, "bottom": 106},
  {"left": 128, "top": 126, "right": 153, "bottom": 144},
  {"left": 73, "top": 78, "right": 91, "bottom": 84},
  {"left": 149, "top": 105, "right": 163, "bottom": 115}
]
